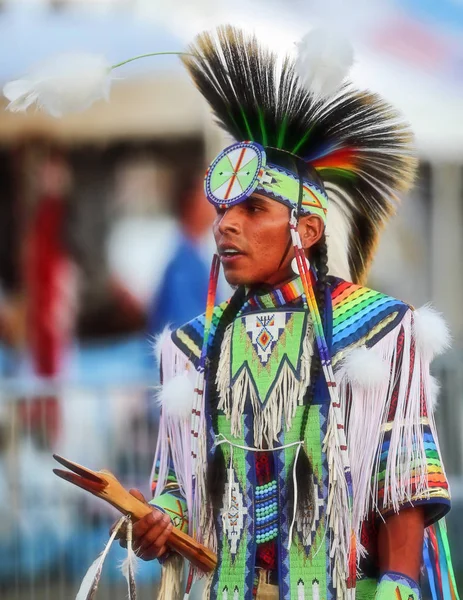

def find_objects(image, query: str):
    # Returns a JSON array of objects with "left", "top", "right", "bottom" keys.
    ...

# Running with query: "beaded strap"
[{"left": 255, "top": 480, "right": 279, "bottom": 544}]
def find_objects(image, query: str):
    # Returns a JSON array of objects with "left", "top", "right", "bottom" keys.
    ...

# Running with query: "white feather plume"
[
  {"left": 76, "top": 515, "right": 127, "bottom": 600},
  {"left": 157, "top": 372, "right": 194, "bottom": 420},
  {"left": 325, "top": 197, "right": 352, "bottom": 280},
  {"left": 342, "top": 346, "right": 389, "bottom": 388},
  {"left": 153, "top": 326, "right": 172, "bottom": 367},
  {"left": 295, "top": 28, "right": 354, "bottom": 98},
  {"left": 413, "top": 305, "right": 451, "bottom": 362}
]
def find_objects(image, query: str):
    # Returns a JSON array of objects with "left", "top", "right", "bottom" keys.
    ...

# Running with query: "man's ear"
[{"left": 298, "top": 214, "right": 324, "bottom": 250}]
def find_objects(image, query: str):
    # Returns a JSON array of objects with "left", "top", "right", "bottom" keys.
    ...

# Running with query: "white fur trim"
[
  {"left": 157, "top": 372, "right": 194, "bottom": 420},
  {"left": 153, "top": 326, "right": 172, "bottom": 367},
  {"left": 429, "top": 375, "right": 441, "bottom": 412},
  {"left": 342, "top": 346, "right": 390, "bottom": 388},
  {"left": 325, "top": 195, "right": 352, "bottom": 281},
  {"left": 413, "top": 305, "right": 451, "bottom": 361}
]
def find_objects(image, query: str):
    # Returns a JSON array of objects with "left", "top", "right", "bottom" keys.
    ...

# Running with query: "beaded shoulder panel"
[
  {"left": 170, "top": 279, "right": 410, "bottom": 369},
  {"left": 170, "top": 300, "right": 229, "bottom": 368},
  {"left": 330, "top": 278, "right": 410, "bottom": 363}
]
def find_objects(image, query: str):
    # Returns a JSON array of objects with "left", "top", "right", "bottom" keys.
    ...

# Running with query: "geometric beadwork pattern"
[
  {"left": 221, "top": 468, "right": 249, "bottom": 557},
  {"left": 231, "top": 310, "right": 307, "bottom": 406},
  {"left": 245, "top": 313, "right": 288, "bottom": 364}
]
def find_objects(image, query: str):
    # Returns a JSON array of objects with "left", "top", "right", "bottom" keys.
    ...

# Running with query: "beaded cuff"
[{"left": 376, "top": 572, "right": 421, "bottom": 600}]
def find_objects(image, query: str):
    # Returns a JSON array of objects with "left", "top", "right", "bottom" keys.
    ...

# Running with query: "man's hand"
[{"left": 111, "top": 489, "right": 173, "bottom": 561}]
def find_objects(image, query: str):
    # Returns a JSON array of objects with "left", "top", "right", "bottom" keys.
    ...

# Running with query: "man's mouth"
[{"left": 218, "top": 245, "right": 245, "bottom": 262}]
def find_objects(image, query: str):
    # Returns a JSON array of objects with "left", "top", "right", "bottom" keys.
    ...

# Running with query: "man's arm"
[
  {"left": 378, "top": 506, "right": 425, "bottom": 580},
  {"left": 375, "top": 506, "right": 425, "bottom": 599}
]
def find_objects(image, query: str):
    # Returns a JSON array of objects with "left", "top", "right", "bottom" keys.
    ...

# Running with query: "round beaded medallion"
[{"left": 204, "top": 141, "right": 266, "bottom": 208}]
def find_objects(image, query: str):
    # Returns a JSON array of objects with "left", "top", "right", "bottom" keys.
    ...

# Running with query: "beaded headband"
[{"left": 204, "top": 141, "right": 329, "bottom": 224}]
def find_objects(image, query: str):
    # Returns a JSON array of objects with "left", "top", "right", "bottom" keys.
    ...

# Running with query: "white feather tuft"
[
  {"left": 413, "top": 305, "right": 451, "bottom": 361},
  {"left": 342, "top": 346, "right": 389, "bottom": 388},
  {"left": 295, "top": 28, "right": 354, "bottom": 98},
  {"left": 153, "top": 326, "right": 172, "bottom": 367},
  {"left": 157, "top": 372, "right": 194, "bottom": 420},
  {"left": 428, "top": 375, "right": 441, "bottom": 412},
  {"left": 325, "top": 198, "right": 352, "bottom": 280}
]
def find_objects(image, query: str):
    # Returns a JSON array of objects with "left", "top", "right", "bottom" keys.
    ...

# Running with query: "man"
[{"left": 122, "top": 26, "right": 455, "bottom": 600}]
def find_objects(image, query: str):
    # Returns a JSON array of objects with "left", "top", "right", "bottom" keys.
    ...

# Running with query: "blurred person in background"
[
  {"left": 117, "top": 26, "right": 457, "bottom": 600},
  {"left": 147, "top": 170, "right": 228, "bottom": 337},
  {"left": 19, "top": 147, "right": 78, "bottom": 450}
]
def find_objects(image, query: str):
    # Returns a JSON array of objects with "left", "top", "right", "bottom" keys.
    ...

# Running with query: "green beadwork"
[{"left": 230, "top": 311, "right": 307, "bottom": 404}]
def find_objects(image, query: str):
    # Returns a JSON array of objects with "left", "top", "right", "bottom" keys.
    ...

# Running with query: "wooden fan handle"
[{"left": 118, "top": 493, "right": 216, "bottom": 572}]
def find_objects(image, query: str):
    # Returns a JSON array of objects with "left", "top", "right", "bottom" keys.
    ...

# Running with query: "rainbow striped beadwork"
[{"left": 255, "top": 480, "right": 278, "bottom": 544}]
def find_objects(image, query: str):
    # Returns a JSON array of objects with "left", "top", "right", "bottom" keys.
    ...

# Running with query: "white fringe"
[
  {"left": 216, "top": 321, "right": 314, "bottom": 446},
  {"left": 152, "top": 335, "right": 214, "bottom": 596},
  {"left": 151, "top": 336, "right": 196, "bottom": 506},
  {"left": 335, "top": 308, "right": 446, "bottom": 554},
  {"left": 157, "top": 554, "right": 185, "bottom": 600}
]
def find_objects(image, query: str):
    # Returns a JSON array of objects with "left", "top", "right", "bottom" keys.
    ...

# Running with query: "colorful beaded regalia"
[{"left": 150, "top": 26, "right": 458, "bottom": 600}]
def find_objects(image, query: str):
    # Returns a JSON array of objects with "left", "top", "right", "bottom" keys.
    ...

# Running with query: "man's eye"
[
  {"left": 246, "top": 204, "right": 261, "bottom": 213},
  {"left": 215, "top": 207, "right": 226, "bottom": 216}
]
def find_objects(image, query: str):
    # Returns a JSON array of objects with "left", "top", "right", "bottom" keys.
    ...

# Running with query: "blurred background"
[{"left": 0, "top": 1, "right": 462, "bottom": 598}]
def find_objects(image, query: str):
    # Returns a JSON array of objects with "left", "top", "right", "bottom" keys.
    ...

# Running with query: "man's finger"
[
  {"left": 129, "top": 488, "right": 147, "bottom": 504},
  {"left": 132, "top": 508, "right": 165, "bottom": 540},
  {"left": 119, "top": 537, "right": 128, "bottom": 549},
  {"left": 138, "top": 522, "right": 173, "bottom": 559}
]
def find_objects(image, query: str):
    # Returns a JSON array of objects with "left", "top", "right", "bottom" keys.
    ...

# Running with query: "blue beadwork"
[{"left": 255, "top": 480, "right": 278, "bottom": 543}]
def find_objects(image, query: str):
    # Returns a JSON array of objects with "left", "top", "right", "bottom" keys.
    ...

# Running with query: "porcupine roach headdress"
[
  {"left": 182, "top": 25, "right": 417, "bottom": 284},
  {"left": 180, "top": 25, "right": 418, "bottom": 596}
]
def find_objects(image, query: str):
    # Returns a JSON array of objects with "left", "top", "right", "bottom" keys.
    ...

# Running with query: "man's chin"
[{"left": 222, "top": 267, "right": 251, "bottom": 288}]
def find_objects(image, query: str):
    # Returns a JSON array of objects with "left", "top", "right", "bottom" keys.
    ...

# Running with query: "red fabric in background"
[
  {"left": 26, "top": 195, "right": 68, "bottom": 375},
  {"left": 23, "top": 195, "right": 73, "bottom": 445}
]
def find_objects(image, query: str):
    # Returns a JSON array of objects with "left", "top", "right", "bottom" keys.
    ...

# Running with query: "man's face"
[{"left": 213, "top": 194, "right": 296, "bottom": 287}]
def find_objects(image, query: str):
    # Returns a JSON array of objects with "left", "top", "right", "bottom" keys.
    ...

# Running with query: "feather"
[
  {"left": 295, "top": 29, "right": 354, "bottom": 99},
  {"left": 76, "top": 515, "right": 127, "bottom": 600},
  {"left": 325, "top": 194, "right": 351, "bottom": 280},
  {"left": 121, "top": 518, "right": 138, "bottom": 600},
  {"left": 182, "top": 25, "right": 417, "bottom": 283},
  {"left": 153, "top": 326, "right": 172, "bottom": 368}
]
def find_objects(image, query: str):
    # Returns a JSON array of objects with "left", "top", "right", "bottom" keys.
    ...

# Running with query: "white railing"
[
  {"left": 0, "top": 361, "right": 165, "bottom": 599},
  {"left": 1, "top": 346, "right": 462, "bottom": 598}
]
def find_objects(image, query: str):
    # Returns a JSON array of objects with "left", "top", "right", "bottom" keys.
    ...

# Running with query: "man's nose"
[{"left": 217, "top": 206, "right": 241, "bottom": 234}]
